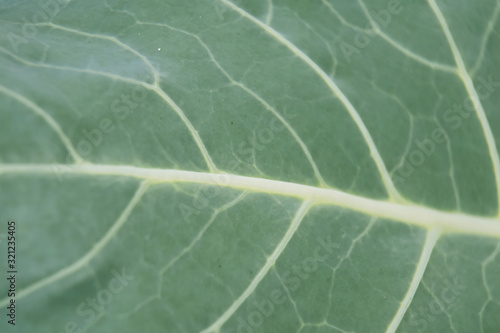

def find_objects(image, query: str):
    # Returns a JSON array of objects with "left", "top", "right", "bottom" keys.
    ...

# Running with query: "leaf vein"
[{"left": 200, "top": 199, "right": 312, "bottom": 333}]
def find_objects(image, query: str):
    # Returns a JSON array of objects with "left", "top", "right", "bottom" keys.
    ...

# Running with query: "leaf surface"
[{"left": 1, "top": 0, "right": 500, "bottom": 332}]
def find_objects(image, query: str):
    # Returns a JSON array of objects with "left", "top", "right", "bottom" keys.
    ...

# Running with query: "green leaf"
[{"left": 1, "top": 0, "right": 500, "bottom": 332}]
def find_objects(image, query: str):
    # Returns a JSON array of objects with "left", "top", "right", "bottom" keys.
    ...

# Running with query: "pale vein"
[
  {"left": 385, "top": 227, "right": 441, "bottom": 333},
  {"left": 200, "top": 199, "right": 312, "bottom": 333},
  {"left": 0, "top": 181, "right": 149, "bottom": 308},
  {"left": 479, "top": 242, "right": 500, "bottom": 333},
  {"left": 427, "top": 0, "right": 500, "bottom": 213},
  {"left": 356, "top": 0, "right": 456, "bottom": 73},
  {"left": 0, "top": 46, "right": 147, "bottom": 86},
  {"left": 0, "top": 85, "right": 83, "bottom": 164},
  {"left": 471, "top": 1, "right": 500, "bottom": 77},
  {"left": 160, "top": 192, "right": 247, "bottom": 275}
]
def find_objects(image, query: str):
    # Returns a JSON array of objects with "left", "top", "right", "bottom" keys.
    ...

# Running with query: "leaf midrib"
[{"left": 2, "top": 162, "right": 500, "bottom": 238}]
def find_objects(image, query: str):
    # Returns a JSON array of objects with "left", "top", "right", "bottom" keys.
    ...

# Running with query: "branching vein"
[
  {"left": 0, "top": 85, "right": 84, "bottom": 164},
  {"left": 200, "top": 199, "right": 312, "bottom": 333},
  {"left": 356, "top": 0, "right": 456, "bottom": 73},
  {"left": 40, "top": 22, "right": 219, "bottom": 172},
  {"left": 427, "top": 0, "right": 500, "bottom": 214},
  {"left": 385, "top": 227, "right": 441, "bottom": 333},
  {"left": 0, "top": 181, "right": 149, "bottom": 308}
]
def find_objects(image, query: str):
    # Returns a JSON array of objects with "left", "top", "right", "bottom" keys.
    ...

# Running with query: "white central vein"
[
  {"left": 385, "top": 227, "right": 441, "bottom": 333},
  {"left": 200, "top": 200, "right": 312, "bottom": 333},
  {"left": 427, "top": 0, "right": 500, "bottom": 213},
  {"left": 0, "top": 181, "right": 149, "bottom": 308},
  {"left": 2, "top": 163, "right": 500, "bottom": 238},
  {"left": 220, "top": 0, "right": 402, "bottom": 202}
]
